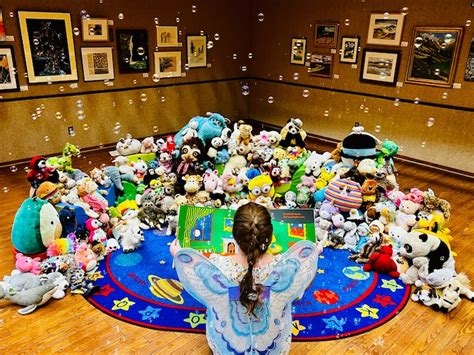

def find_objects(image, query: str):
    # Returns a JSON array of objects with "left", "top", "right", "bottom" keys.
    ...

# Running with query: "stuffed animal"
[
  {"left": 103, "top": 166, "right": 124, "bottom": 191},
  {"left": 90, "top": 168, "right": 111, "bottom": 188},
  {"left": 75, "top": 243, "right": 98, "bottom": 272},
  {"left": 248, "top": 174, "right": 274, "bottom": 201},
  {"left": 349, "top": 235, "right": 384, "bottom": 264},
  {"left": 174, "top": 113, "right": 227, "bottom": 148},
  {"left": 297, "top": 175, "right": 317, "bottom": 193},
  {"left": 387, "top": 225, "right": 407, "bottom": 251},
  {"left": 357, "top": 159, "right": 377, "bottom": 177},
  {"left": 36, "top": 181, "right": 62, "bottom": 205},
  {"left": 304, "top": 151, "right": 331, "bottom": 177},
  {"left": 58, "top": 206, "right": 81, "bottom": 238},
  {"left": 375, "top": 140, "right": 398, "bottom": 169},
  {"left": 141, "top": 136, "right": 158, "bottom": 153},
  {"left": 165, "top": 212, "right": 178, "bottom": 236},
  {"left": 112, "top": 209, "right": 146, "bottom": 252},
  {"left": 27, "top": 156, "right": 60, "bottom": 189},
  {"left": 325, "top": 179, "right": 363, "bottom": 212},
  {"left": 342, "top": 221, "right": 359, "bottom": 250},
  {"left": 131, "top": 159, "right": 148, "bottom": 180},
  {"left": 420, "top": 189, "right": 451, "bottom": 221},
  {"left": 363, "top": 244, "right": 400, "bottom": 278},
  {"left": 361, "top": 179, "right": 378, "bottom": 208},
  {"left": 203, "top": 170, "right": 221, "bottom": 192},
  {"left": 431, "top": 273, "right": 474, "bottom": 313},
  {"left": 340, "top": 124, "right": 378, "bottom": 166},
  {"left": 85, "top": 218, "right": 107, "bottom": 244},
  {"left": 116, "top": 134, "right": 142, "bottom": 156},
  {"left": 15, "top": 254, "right": 42, "bottom": 275},
  {"left": 46, "top": 234, "right": 77, "bottom": 257},
  {"left": 403, "top": 188, "right": 424, "bottom": 204},
  {"left": 280, "top": 118, "right": 307, "bottom": 148},
  {"left": 46, "top": 143, "right": 80, "bottom": 174},
  {"left": 62, "top": 189, "right": 100, "bottom": 219},
  {"left": 182, "top": 174, "right": 203, "bottom": 200},
  {"left": 174, "top": 137, "right": 206, "bottom": 177},
  {"left": 395, "top": 200, "right": 418, "bottom": 231},
  {"left": 113, "top": 156, "right": 139, "bottom": 183}
]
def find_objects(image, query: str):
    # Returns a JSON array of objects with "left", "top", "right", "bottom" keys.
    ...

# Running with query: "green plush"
[
  {"left": 11, "top": 198, "right": 62, "bottom": 255},
  {"left": 127, "top": 153, "right": 156, "bottom": 164},
  {"left": 115, "top": 181, "right": 138, "bottom": 205},
  {"left": 289, "top": 164, "right": 306, "bottom": 193}
]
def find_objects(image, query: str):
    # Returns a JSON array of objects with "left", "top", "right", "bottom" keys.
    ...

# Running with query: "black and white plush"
[{"left": 280, "top": 118, "right": 306, "bottom": 148}]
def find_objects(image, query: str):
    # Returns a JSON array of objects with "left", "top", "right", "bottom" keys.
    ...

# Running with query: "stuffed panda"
[
  {"left": 280, "top": 118, "right": 307, "bottom": 148},
  {"left": 398, "top": 230, "right": 452, "bottom": 285}
]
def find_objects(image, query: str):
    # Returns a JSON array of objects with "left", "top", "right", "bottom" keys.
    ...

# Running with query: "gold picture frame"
[
  {"left": 186, "top": 35, "right": 207, "bottom": 68},
  {"left": 81, "top": 18, "right": 109, "bottom": 42},
  {"left": 290, "top": 38, "right": 307, "bottom": 65},
  {"left": 156, "top": 26, "right": 180, "bottom": 47},
  {"left": 367, "top": 13, "right": 405, "bottom": 46},
  {"left": 18, "top": 11, "right": 78, "bottom": 83},
  {"left": 154, "top": 51, "right": 181, "bottom": 78},
  {"left": 81, "top": 47, "right": 114, "bottom": 81}
]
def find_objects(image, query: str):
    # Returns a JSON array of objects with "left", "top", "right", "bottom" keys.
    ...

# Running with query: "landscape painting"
[
  {"left": 367, "top": 13, "right": 405, "bottom": 46},
  {"left": 309, "top": 53, "right": 333, "bottom": 77},
  {"left": 187, "top": 35, "right": 207, "bottom": 68},
  {"left": 464, "top": 37, "right": 474, "bottom": 82},
  {"left": 314, "top": 23, "right": 338, "bottom": 48},
  {"left": 406, "top": 27, "right": 464, "bottom": 87},
  {"left": 360, "top": 49, "right": 400, "bottom": 86}
]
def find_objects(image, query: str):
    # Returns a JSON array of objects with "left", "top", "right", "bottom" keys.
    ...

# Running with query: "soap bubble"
[
  {"left": 89, "top": 27, "right": 95, "bottom": 35},
  {"left": 421, "top": 141, "right": 426, "bottom": 148},
  {"left": 323, "top": 110, "right": 330, "bottom": 117},
  {"left": 82, "top": 124, "right": 90, "bottom": 131},
  {"left": 434, "top": 68, "right": 440, "bottom": 76},
  {"left": 10, "top": 165, "right": 18, "bottom": 173},
  {"left": 232, "top": 53, "right": 237, "bottom": 60},
  {"left": 241, "top": 65, "right": 247, "bottom": 72},
  {"left": 360, "top": 104, "right": 365, "bottom": 110},
  {"left": 258, "top": 13, "right": 264, "bottom": 22},
  {"left": 176, "top": 17, "right": 180, "bottom": 23},
  {"left": 278, "top": 75, "right": 283, "bottom": 80},
  {"left": 59, "top": 86, "right": 65, "bottom": 92},
  {"left": 380, "top": 72, "right": 386, "bottom": 79},
  {"left": 9, "top": 12, "right": 14, "bottom": 18},
  {"left": 414, "top": 36, "right": 423, "bottom": 48},
  {"left": 192, "top": 5, "right": 197, "bottom": 13},
  {"left": 441, "top": 92, "right": 448, "bottom": 99},
  {"left": 80, "top": 10, "right": 87, "bottom": 17},
  {"left": 248, "top": 53, "right": 253, "bottom": 59},
  {"left": 2, "top": 187, "right": 9, "bottom": 193},
  {"left": 214, "top": 33, "right": 220, "bottom": 41},
  {"left": 55, "top": 112, "right": 63, "bottom": 120},
  {"left": 207, "top": 41, "right": 214, "bottom": 49},
  {"left": 344, "top": 18, "right": 350, "bottom": 26},
  {"left": 152, "top": 74, "right": 160, "bottom": 82},
  {"left": 364, "top": 107, "right": 369, "bottom": 113},
  {"left": 153, "top": 126, "right": 159, "bottom": 133},
  {"left": 200, "top": 30, "right": 204, "bottom": 35},
  {"left": 383, "top": 12, "right": 389, "bottom": 18},
  {"left": 118, "top": 13, "right": 124, "bottom": 20},
  {"left": 128, "top": 99, "right": 133, "bottom": 105},
  {"left": 440, "top": 42, "right": 447, "bottom": 49},
  {"left": 69, "top": 130, "right": 76, "bottom": 137},
  {"left": 306, "top": 53, "right": 311, "bottom": 60},
  {"left": 241, "top": 84, "right": 250, "bottom": 96},
  {"left": 31, "top": 113, "right": 38, "bottom": 120},
  {"left": 154, "top": 17, "right": 159, "bottom": 25},
  {"left": 140, "top": 93, "right": 148, "bottom": 102},
  {"left": 184, "top": 63, "right": 190, "bottom": 70},
  {"left": 113, "top": 123, "right": 121, "bottom": 134},
  {"left": 44, "top": 135, "right": 50, "bottom": 142},
  {"left": 414, "top": 97, "right": 420, "bottom": 104},
  {"left": 375, "top": 124, "right": 381, "bottom": 133},
  {"left": 393, "top": 98, "right": 400, "bottom": 107},
  {"left": 267, "top": 96, "right": 274, "bottom": 104},
  {"left": 33, "top": 38, "right": 39, "bottom": 46},
  {"left": 137, "top": 47, "right": 145, "bottom": 56},
  {"left": 302, "top": 89, "right": 309, "bottom": 98},
  {"left": 293, "top": 72, "right": 299, "bottom": 80},
  {"left": 427, "top": 117, "right": 435, "bottom": 127},
  {"left": 40, "top": 104, "right": 45, "bottom": 110},
  {"left": 161, "top": 96, "right": 166, "bottom": 102},
  {"left": 466, "top": 20, "right": 472, "bottom": 27}
]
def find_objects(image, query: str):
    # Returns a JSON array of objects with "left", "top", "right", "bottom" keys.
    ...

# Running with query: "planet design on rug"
[
  {"left": 343, "top": 266, "right": 370, "bottom": 280},
  {"left": 148, "top": 275, "right": 184, "bottom": 304},
  {"left": 313, "top": 289, "right": 339, "bottom": 304}
]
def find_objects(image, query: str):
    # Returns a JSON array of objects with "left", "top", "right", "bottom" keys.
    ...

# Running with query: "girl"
[{"left": 171, "top": 203, "right": 320, "bottom": 354}]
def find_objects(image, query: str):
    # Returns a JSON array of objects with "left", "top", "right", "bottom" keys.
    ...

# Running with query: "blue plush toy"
[{"left": 174, "top": 113, "right": 227, "bottom": 148}]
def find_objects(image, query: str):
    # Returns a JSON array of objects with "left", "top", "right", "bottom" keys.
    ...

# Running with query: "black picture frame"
[
  {"left": 360, "top": 48, "right": 401, "bottom": 86},
  {"left": 0, "top": 45, "right": 19, "bottom": 92},
  {"left": 116, "top": 29, "right": 149, "bottom": 73},
  {"left": 340, "top": 36, "right": 360, "bottom": 64}
]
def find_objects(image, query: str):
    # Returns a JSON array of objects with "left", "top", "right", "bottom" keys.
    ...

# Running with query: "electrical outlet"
[{"left": 68, "top": 126, "right": 75, "bottom": 136}]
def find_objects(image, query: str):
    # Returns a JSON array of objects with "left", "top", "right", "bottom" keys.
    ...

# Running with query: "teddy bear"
[
  {"left": 280, "top": 118, "right": 307, "bottom": 148},
  {"left": 395, "top": 200, "right": 418, "bottom": 231},
  {"left": 315, "top": 218, "right": 332, "bottom": 244},
  {"left": 15, "top": 253, "right": 42, "bottom": 275},
  {"left": 361, "top": 179, "right": 378, "bottom": 208},
  {"left": 387, "top": 225, "right": 407, "bottom": 252},
  {"left": 233, "top": 121, "right": 253, "bottom": 146},
  {"left": 363, "top": 244, "right": 400, "bottom": 278},
  {"left": 141, "top": 136, "right": 158, "bottom": 153}
]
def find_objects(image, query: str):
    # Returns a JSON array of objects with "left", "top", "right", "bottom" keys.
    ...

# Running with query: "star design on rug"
[
  {"left": 373, "top": 294, "right": 396, "bottom": 307},
  {"left": 159, "top": 260, "right": 166, "bottom": 265},
  {"left": 319, "top": 255, "right": 325, "bottom": 259},
  {"left": 317, "top": 269, "right": 325, "bottom": 274},
  {"left": 167, "top": 242, "right": 172, "bottom": 246},
  {"left": 184, "top": 312, "right": 206, "bottom": 329},
  {"left": 356, "top": 304, "right": 379, "bottom": 319},
  {"left": 97, "top": 284, "right": 115, "bottom": 297},
  {"left": 138, "top": 306, "right": 161, "bottom": 321},
  {"left": 86, "top": 271, "right": 104, "bottom": 281},
  {"left": 112, "top": 297, "right": 135, "bottom": 311},
  {"left": 381, "top": 279, "right": 404, "bottom": 293},
  {"left": 291, "top": 320, "right": 306, "bottom": 336},
  {"left": 322, "top": 316, "right": 347, "bottom": 332}
]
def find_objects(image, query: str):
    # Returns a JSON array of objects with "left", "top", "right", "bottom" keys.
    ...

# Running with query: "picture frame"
[
  {"left": 154, "top": 51, "right": 181, "bottom": 78},
  {"left": 309, "top": 53, "right": 334, "bottom": 77},
  {"left": 465, "top": 37, "right": 474, "bottom": 82},
  {"left": 18, "top": 11, "right": 78, "bottom": 84},
  {"left": 405, "top": 27, "right": 464, "bottom": 87},
  {"left": 186, "top": 35, "right": 207, "bottom": 68},
  {"left": 116, "top": 29, "right": 149, "bottom": 73},
  {"left": 290, "top": 37, "right": 307, "bottom": 65},
  {"left": 314, "top": 23, "right": 339, "bottom": 48},
  {"left": 0, "top": 46, "right": 19, "bottom": 91},
  {"left": 367, "top": 13, "right": 405, "bottom": 46},
  {"left": 81, "top": 47, "right": 114, "bottom": 81},
  {"left": 81, "top": 18, "right": 109, "bottom": 42},
  {"left": 360, "top": 48, "right": 401, "bottom": 86},
  {"left": 157, "top": 26, "right": 179, "bottom": 47},
  {"left": 0, "top": 9, "right": 5, "bottom": 39},
  {"left": 340, "top": 36, "right": 360, "bottom": 64}
]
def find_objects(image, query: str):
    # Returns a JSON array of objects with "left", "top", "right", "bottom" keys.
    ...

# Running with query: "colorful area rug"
[{"left": 86, "top": 229, "right": 410, "bottom": 340}]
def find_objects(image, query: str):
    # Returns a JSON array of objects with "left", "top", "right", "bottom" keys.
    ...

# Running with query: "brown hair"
[{"left": 232, "top": 202, "right": 273, "bottom": 316}]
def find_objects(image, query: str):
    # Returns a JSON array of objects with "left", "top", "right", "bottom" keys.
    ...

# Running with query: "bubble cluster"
[
  {"left": 267, "top": 96, "right": 274, "bottom": 104},
  {"left": 426, "top": 117, "right": 435, "bottom": 127},
  {"left": 113, "top": 122, "right": 121, "bottom": 134},
  {"left": 192, "top": 5, "right": 197, "bottom": 13}
]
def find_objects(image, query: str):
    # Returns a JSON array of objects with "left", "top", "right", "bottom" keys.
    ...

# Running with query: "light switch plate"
[
  {"left": 396, "top": 82, "right": 403, "bottom": 87},
  {"left": 401, "top": 41, "right": 408, "bottom": 47},
  {"left": 453, "top": 83, "right": 461, "bottom": 89}
]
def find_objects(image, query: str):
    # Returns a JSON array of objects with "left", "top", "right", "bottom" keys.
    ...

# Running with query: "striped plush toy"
[{"left": 325, "top": 178, "right": 363, "bottom": 212}]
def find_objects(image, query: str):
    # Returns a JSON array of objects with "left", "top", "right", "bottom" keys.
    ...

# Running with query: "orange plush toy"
[{"left": 363, "top": 244, "right": 400, "bottom": 278}]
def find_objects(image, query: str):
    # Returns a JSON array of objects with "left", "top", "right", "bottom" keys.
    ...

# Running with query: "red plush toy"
[
  {"left": 27, "top": 156, "right": 59, "bottom": 189},
  {"left": 363, "top": 244, "right": 400, "bottom": 278}
]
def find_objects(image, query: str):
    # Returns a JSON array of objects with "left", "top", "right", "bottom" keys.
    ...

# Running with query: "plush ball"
[{"left": 325, "top": 179, "right": 363, "bottom": 211}]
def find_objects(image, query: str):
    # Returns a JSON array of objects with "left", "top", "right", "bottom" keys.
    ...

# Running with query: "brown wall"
[
  {"left": 0, "top": 0, "right": 252, "bottom": 162},
  {"left": 249, "top": 0, "right": 474, "bottom": 173}
]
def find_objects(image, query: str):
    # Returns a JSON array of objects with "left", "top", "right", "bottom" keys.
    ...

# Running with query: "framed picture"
[
  {"left": 18, "top": 11, "right": 78, "bottom": 83},
  {"left": 0, "top": 46, "right": 19, "bottom": 91},
  {"left": 360, "top": 48, "right": 401, "bottom": 86},
  {"left": 309, "top": 53, "right": 334, "bottom": 77},
  {"left": 314, "top": 23, "right": 338, "bottom": 48},
  {"left": 340, "top": 36, "right": 360, "bottom": 64},
  {"left": 405, "top": 27, "right": 464, "bottom": 87},
  {"left": 186, "top": 35, "right": 207, "bottom": 68},
  {"left": 465, "top": 37, "right": 474, "bottom": 82},
  {"left": 157, "top": 26, "right": 179, "bottom": 47},
  {"left": 116, "top": 30, "right": 149, "bottom": 73},
  {"left": 0, "top": 9, "right": 5, "bottom": 39},
  {"left": 154, "top": 51, "right": 181, "bottom": 78},
  {"left": 81, "top": 18, "right": 109, "bottom": 42},
  {"left": 290, "top": 38, "right": 307, "bottom": 65},
  {"left": 81, "top": 47, "right": 114, "bottom": 81},
  {"left": 367, "top": 13, "right": 405, "bottom": 46}
]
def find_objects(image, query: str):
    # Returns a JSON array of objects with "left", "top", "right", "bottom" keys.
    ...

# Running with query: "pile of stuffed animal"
[{"left": 1, "top": 112, "right": 472, "bottom": 315}]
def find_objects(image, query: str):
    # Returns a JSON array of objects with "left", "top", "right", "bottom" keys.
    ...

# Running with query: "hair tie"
[{"left": 247, "top": 292, "right": 258, "bottom": 301}]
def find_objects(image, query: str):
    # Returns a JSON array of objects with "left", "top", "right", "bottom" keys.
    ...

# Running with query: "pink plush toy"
[
  {"left": 141, "top": 137, "right": 158, "bottom": 153},
  {"left": 203, "top": 170, "right": 220, "bottom": 192},
  {"left": 403, "top": 188, "right": 424, "bottom": 204},
  {"left": 85, "top": 218, "right": 108, "bottom": 244},
  {"left": 297, "top": 175, "right": 317, "bottom": 193},
  {"left": 15, "top": 253, "right": 42, "bottom": 275},
  {"left": 75, "top": 243, "right": 98, "bottom": 272},
  {"left": 386, "top": 189, "right": 405, "bottom": 207}
]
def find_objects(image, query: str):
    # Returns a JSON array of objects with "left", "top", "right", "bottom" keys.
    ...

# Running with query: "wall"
[
  {"left": 249, "top": 0, "right": 474, "bottom": 173},
  {"left": 0, "top": 0, "right": 252, "bottom": 163}
]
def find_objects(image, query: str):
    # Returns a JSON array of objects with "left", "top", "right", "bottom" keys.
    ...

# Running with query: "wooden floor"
[{"left": 0, "top": 145, "right": 473, "bottom": 354}]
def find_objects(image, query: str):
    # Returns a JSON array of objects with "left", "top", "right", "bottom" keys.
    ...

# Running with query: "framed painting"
[
  {"left": 0, "top": 9, "right": 5, "bottom": 39},
  {"left": 116, "top": 30, "right": 149, "bottom": 73},
  {"left": 465, "top": 37, "right": 474, "bottom": 82},
  {"left": 360, "top": 48, "right": 401, "bottom": 86},
  {"left": 18, "top": 11, "right": 78, "bottom": 83},
  {"left": 81, "top": 47, "right": 114, "bottom": 81},
  {"left": 186, "top": 35, "right": 207, "bottom": 68},
  {"left": 0, "top": 46, "right": 19, "bottom": 91},
  {"left": 314, "top": 23, "right": 338, "bottom": 48},
  {"left": 157, "top": 26, "right": 179, "bottom": 47},
  {"left": 340, "top": 36, "right": 360, "bottom": 64},
  {"left": 367, "top": 13, "right": 405, "bottom": 46},
  {"left": 82, "top": 18, "right": 109, "bottom": 42},
  {"left": 290, "top": 38, "right": 307, "bottom": 65},
  {"left": 309, "top": 53, "right": 334, "bottom": 77},
  {"left": 154, "top": 51, "right": 181, "bottom": 78},
  {"left": 405, "top": 27, "right": 464, "bottom": 87}
]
